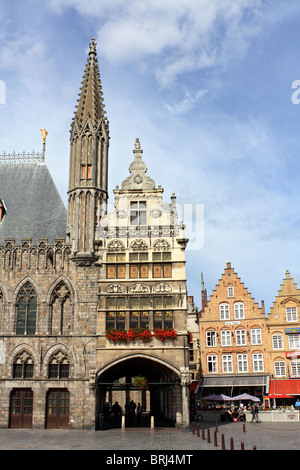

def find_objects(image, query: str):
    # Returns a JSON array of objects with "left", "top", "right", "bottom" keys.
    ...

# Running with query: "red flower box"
[{"left": 153, "top": 328, "right": 177, "bottom": 342}]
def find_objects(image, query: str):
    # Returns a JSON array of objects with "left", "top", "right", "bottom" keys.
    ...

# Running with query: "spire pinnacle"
[{"left": 71, "top": 38, "right": 108, "bottom": 132}]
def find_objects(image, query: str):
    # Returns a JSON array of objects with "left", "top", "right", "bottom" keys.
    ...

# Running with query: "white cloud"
[{"left": 47, "top": 0, "right": 265, "bottom": 86}]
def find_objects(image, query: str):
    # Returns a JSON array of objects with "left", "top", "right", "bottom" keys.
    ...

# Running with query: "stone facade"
[{"left": 0, "top": 38, "right": 191, "bottom": 429}]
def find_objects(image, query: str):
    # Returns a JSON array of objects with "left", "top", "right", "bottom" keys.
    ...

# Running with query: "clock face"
[{"left": 274, "top": 315, "right": 279, "bottom": 319}]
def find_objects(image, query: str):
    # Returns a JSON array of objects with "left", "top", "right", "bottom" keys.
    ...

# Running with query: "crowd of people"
[{"left": 102, "top": 400, "right": 143, "bottom": 426}]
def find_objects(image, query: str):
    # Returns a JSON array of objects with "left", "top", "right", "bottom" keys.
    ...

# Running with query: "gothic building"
[{"left": 0, "top": 38, "right": 191, "bottom": 429}]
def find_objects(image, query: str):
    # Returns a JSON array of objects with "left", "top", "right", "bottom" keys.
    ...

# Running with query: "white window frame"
[
  {"left": 237, "top": 354, "right": 248, "bottom": 373},
  {"left": 286, "top": 307, "right": 297, "bottom": 322},
  {"left": 272, "top": 334, "right": 284, "bottom": 350},
  {"left": 207, "top": 355, "right": 218, "bottom": 373},
  {"left": 251, "top": 328, "right": 262, "bottom": 345},
  {"left": 252, "top": 353, "right": 264, "bottom": 372},
  {"left": 236, "top": 329, "right": 246, "bottom": 346},
  {"left": 227, "top": 286, "right": 234, "bottom": 298},
  {"left": 221, "top": 330, "right": 231, "bottom": 346},
  {"left": 222, "top": 355, "right": 233, "bottom": 373},
  {"left": 219, "top": 303, "right": 230, "bottom": 320},
  {"left": 206, "top": 330, "right": 216, "bottom": 347},
  {"left": 291, "top": 360, "right": 300, "bottom": 377},
  {"left": 274, "top": 361, "right": 286, "bottom": 377},
  {"left": 288, "top": 334, "right": 300, "bottom": 349},
  {"left": 234, "top": 302, "right": 245, "bottom": 319}
]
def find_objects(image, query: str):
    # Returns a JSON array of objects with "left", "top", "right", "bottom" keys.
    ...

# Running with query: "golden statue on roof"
[{"left": 40, "top": 128, "right": 48, "bottom": 144}]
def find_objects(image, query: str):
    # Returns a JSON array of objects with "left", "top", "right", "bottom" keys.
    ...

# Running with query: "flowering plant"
[
  {"left": 105, "top": 328, "right": 152, "bottom": 343},
  {"left": 154, "top": 328, "right": 177, "bottom": 342},
  {"left": 133, "top": 375, "right": 147, "bottom": 390},
  {"left": 105, "top": 328, "right": 128, "bottom": 342},
  {"left": 128, "top": 328, "right": 152, "bottom": 342}
]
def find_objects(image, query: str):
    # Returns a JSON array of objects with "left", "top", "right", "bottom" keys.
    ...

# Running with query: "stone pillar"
[{"left": 180, "top": 367, "right": 191, "bottom": 427}]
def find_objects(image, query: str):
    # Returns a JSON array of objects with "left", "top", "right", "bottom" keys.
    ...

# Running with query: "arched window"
[
  {"left": 227, "top": 285, "right": 234, "bottom": 297},
  {"left": 50, "top": 281, "right": 72, "bottom": 335},
  {"left": 16, "top": 282, "right": 37, "bottom": 335},
  {"left": 219, "top": 302, "right": 230, "bottom": 320},
  {"left": 234, "top": 302, "right": 245, "bottom": 319},
  {"left": 13, "top": 351, "right": 34, "bottom": 378},
  {"left": 48, "top": 350, "right": 70, "bottom": 379}
]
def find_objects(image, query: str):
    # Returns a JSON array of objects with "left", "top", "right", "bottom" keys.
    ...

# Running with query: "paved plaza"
[{"left": 0, "top": 420, "right": 299, "bottom": 452}]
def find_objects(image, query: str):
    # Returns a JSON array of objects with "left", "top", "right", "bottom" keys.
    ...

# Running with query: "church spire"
[
  {"left": 72, "top": 37, "right": 109, "bottom": 133},
  {"left": 67, "top": 38, "right": 110, "bottom": 265}
]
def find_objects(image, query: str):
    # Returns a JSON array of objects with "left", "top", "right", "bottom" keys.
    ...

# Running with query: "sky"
[{"left": 1, "top": 0, "right": 300, "bottom": 313}]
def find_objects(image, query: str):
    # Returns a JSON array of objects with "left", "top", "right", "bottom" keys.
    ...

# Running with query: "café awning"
[{"left": 269, "top": 379, "right": 300, "bottom": 396}]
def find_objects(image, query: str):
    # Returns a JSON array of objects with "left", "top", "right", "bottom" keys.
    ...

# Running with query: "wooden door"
[
  {"left": 46, "top": 389, "right": 69, "bottom": 429},
  {"left": 10, "top": 389, "right": 33, "bottom": 428}
]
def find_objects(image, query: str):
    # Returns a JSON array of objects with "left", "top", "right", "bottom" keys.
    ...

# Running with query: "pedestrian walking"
[{"left": 251, "top": 404, "right": 261, "bottom": 423}]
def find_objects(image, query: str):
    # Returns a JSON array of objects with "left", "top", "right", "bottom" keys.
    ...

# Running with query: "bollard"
[
  {"left": 241, "top": 441, "right": 245, "bottom": 450},
  {"left": 207, "top": 428, "right": 211, "bottom": 443},
  {"left": 253, "top": 445, "right": 257, "bottom": 450},
  {"left": 221, "top": 433, "right": 225, "bottom": 450},
  {"left": 243, "top": 422, "right": 246, "bottom": 432},
  {"left": 201, "top": 426, "right": 205, "bottom": 440},
  {"left": 215, "top": 420, "right": 218, "bottom": 432},
  {"left": 197, "top": 423, "right": 200, "bottom": 437},
  {"left": 151, "top": 415, "right": 155, "bottom": 429},
  {"left": 230, "top": 436, "right": 234, "bottom": 450},
  {"left": 121, "top": 414, "right": 125, "bottom": 430},
  {"left": 214, "top": 430, "right": 218, "bottom": 447},
  {"left": 192, "top": 422, "right": 195, "bottom": 434}
]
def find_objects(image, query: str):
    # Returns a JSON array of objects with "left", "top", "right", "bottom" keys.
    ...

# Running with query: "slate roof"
[{"left": 0, "top": 162, "right": 67, "bottom": 244}]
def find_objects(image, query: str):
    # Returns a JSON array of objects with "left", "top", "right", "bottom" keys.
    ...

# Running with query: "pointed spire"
[{"left": 72, "top": 37, "right": 108, "bottom": 131}]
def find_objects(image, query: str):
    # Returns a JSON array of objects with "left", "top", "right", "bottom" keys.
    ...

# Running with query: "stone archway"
[{"left": 95, "top": 354, "right": 189, "bottom": 429}]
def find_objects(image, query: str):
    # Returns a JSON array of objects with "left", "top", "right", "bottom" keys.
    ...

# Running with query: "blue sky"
[{"left": 1, "top": 0, "right": 300, "bottom": 313}]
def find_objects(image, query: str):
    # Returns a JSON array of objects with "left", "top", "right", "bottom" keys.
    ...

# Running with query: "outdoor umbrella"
[
  {"left": 203, "top": 393, "right": 232, "bottom": 401},
  {"left": 231, "top": 393, "right": 260, "bottom": 402}
]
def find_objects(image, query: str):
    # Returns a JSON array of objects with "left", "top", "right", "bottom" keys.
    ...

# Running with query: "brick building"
[
  {"left": 195, "top": 263, "right": 269, "bottom": 402},
  {"left": 266, "top": 270, "right": 300, "bottom": 403},
  {"left": 0, "top": 38, "right": 191, "bottom": 429}
]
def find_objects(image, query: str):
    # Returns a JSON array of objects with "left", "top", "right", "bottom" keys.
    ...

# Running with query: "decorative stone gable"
[{"left": 121, "top": 138, "right": 155, "bottom": 191}]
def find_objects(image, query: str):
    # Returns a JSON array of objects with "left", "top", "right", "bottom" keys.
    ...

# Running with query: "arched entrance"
[{"left": 95, "top": 353, "right": 187, "bottom": 429}]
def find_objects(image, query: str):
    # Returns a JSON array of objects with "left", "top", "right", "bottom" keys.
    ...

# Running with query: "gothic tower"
[{"left": 67, "top": 37, "right": 109, "bottom": 265}]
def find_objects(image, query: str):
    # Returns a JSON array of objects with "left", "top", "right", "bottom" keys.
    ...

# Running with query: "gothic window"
[
  {"left": 81, "top": 164, "right": 92, "bottom": 180},
  {"left": 0, "top": 288, "right": 3, "bottom": 332},
  {"left": 48, "top": 351, "right": 70, "bottom": 379},
  {"left": 16, "top": 282, "right": 37, "bottom": 335},
  {"left": 50, "top": 282, "right": 72, "bottom": 335},
  {"left": 13, "top": 351, "right": 34, "bottom": 378},
  {"left": 0, "top": 199, "right": 6, "bottom": 222}
]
